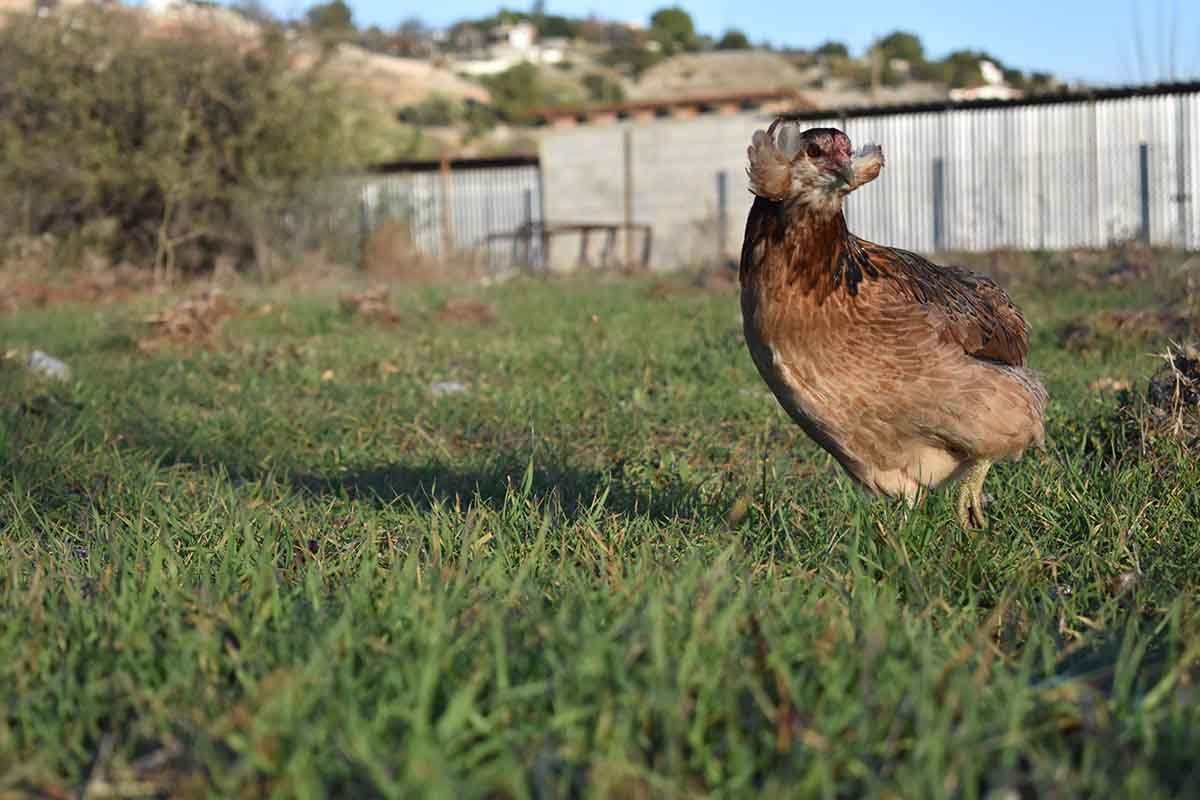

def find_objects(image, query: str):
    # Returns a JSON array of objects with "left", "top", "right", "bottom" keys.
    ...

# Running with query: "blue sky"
[{"left": 260, "top": 0, "right": 1200, "bottom": 86}]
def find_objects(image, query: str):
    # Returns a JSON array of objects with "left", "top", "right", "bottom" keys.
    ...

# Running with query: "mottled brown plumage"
[{"left": 739, "top": 123, "right": 1047, "bottom": 527}]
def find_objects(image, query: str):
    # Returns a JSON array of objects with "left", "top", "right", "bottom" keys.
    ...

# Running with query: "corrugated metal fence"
[
  {"left": 538, "top": 83, "right": 1200, "bottom": 268},
  {"left": 797, "top": 89, "right": 1199, "bottom": 252},
  {"left": 352, "top": 156, "right": 544, "bottom": 271}
]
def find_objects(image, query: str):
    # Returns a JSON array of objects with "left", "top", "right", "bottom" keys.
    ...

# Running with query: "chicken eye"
[{"left": 806, "top": 143, "right": 823, "bottom": 159}]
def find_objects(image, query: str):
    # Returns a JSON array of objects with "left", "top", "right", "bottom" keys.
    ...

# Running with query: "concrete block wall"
[
  {"left": 539, "top": 88, "right": 1200, "bottom": 265},
  {"left": 539, "top": 113, "right": 769, "bottom": 271}
]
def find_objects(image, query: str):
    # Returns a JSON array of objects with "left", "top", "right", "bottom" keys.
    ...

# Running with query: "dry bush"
[
  {"left": 338, "top": 286, "right": 400, "bottom": 323},
  {"left": 359, "top": 220, "right": 496, "bottom": 285},
  {"left": 1140, "top": 344, "right": 1200, "bottom": 441},
  {"left": 1093, "top": 343, "right": 1200, "bottom": 463},
  {"left": 1081, "top": 343, "right": 1200, "bottom": 470},
  {"left": 139, "top": 288, "right": 239, "bottom": 351},
  {"left": 362, "top": 220, "right": 428, "bottom": 279},
  {"left": 0, "top": 8, "right": 365, "bottom": 280}
]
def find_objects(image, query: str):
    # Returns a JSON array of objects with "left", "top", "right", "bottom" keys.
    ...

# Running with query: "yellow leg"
[{"left": 956, "top": 460, "right": 992, "bottom": 530}]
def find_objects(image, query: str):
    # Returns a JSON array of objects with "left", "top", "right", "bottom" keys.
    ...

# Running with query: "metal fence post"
[
  {"left": 932, "top": 158, "right": 946, "bottom": 252},
  {"left": 1089, "top": 100, "right": 1100, "bottom": 246},
  {"left": 1176, "top": 95, "right": 1190, "bottom": 247},
  {"left": 522, "top": 188, "right": 533, "bottom": 268},
  {"left": 358, "top": 186, "right": 371, "bottom": 270},
  {"left": 623, "top": 129, "right": 634, "bottom": 268},
  {"left": 716, "top": 170, "right": 728, "bottom": 260},
  {"left": 1139, "top": 143, "right": 1151, "bottom": 244},
  {"left": 439, "top": 156, "right": 454, "bottom": 259}
]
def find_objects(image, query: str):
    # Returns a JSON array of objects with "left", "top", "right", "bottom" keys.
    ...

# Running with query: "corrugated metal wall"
[
  {"left": 813, "top": 91, "right": 1199, "bottom": 251},
  {"left": 539, "top": 88, "right": 1200, "bottom": 268},
  {"left": 355, "top": 163, "right": 543, "bottom": 270}
]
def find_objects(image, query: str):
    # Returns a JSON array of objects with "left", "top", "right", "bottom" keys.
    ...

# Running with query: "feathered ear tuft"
[
  {"left": 746, "top": 126, "right": 793, "bottom": 201},
  {"left": 769, "top": 119, "right": 806, "bottom": 161},
  {"left": 849, "top": 144, "right": 885, "bottom": 189}
]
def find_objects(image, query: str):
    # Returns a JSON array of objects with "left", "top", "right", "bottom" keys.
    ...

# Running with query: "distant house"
[
  {"left": 538, "top": 36, "right": 568, "bottom": 65},
  {"left": 456, "top": 20, "right": 566, "bottom": 76},
  {"left": 949, "top": 59, "right": 1023, "bottom": 102},
  {"left": 493, "top": 21, "right": 534, "bottom": 51},
  {"left": 950, "top": 84, "right": 1024, "bottom": 101}
]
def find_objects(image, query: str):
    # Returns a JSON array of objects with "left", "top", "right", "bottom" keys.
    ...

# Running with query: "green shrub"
[
  {"left": 479, "top": 62, "right": 585, "bottom": 122},
  {"left": 582, "top": 72, "right": 625, "bottom": 103},
  {"left": 397, "top": 94, "right": 462, "bottom": 126},
  {"left": 0, "top": 8, "right": 365, "bottom": 277}
]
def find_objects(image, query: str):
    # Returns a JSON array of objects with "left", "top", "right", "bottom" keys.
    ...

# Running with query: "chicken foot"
[{"left": 956, "top": 460, "right": 992, "bottom": 530}]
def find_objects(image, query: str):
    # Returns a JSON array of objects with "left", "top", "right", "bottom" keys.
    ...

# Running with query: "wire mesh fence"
[{"left": 342, "top": 158, "right": 545, "bottom": 275}]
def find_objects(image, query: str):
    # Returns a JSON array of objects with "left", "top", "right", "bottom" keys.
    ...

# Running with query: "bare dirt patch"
[
  {"left": 1, "top": 263, "right": 152, "bottom": 314},
  {"left": 435, "top": 298, "right": 496, "bottom": 325},
  {"left": 138, "top": 288, "right": 239, "bottom": 352},
  {"left": 338, "top": 286, "right": 401, "bottom": 324},
  {"left": 1058, "top": 309, "right": 1194, "bottom": 353},
  {"left": 1099, "top": 241, "right": 1158, "bottom": 286}
]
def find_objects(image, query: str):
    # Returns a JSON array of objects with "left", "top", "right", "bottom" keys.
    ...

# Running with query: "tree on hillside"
[
  {"left": 1026, "top": 71, "right": 1057, "bottom": 91},
  {"left": 716, "top": 29, "right": 751, "bottom": 50},
  {"left": 483, "top": 62, "right": 544, "bottom": 117},
  {"left": 649, "top": 6, "right": 696, "bottom": 54},
  {"left": 582, "top": 72, "right": 625, "bottom": 102},
  {"left": 877, "top": 31, "right": 924, "bottom": 64},
  {"left": 601, "top": 42, "right": 663, "bottom": 77},
  {"left": 447, "top": 21, "right": 487, "bottom": 53},
  {"left": 393, "top": 17, "right": 435, "bottom": 57},
  {"left": 537, "top": 14, "right": 579, "bottom": 38},
  {"left": 815, "top": 40, "right": 849, "bottom": 58},
  {"left": 305, "top": 0, "right": 354, "bottom": 35},
  {"left": 480, "top": 62, "right": 583, "bottom": 121},
  {"left": 598, "top": 23, "right": 664, "bottom": 76},
  {"left": 937, "top": 50, "right": 987, "bottom": 87}
]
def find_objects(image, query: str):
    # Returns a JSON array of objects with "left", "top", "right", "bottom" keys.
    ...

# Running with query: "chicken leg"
[{"left": 956, "top": 460, "right": 992, "bottom": 530}]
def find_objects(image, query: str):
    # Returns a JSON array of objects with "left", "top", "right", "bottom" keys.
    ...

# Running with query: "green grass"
[{"left": 2, "top": 253, "right": 1199, "bottom": 798}]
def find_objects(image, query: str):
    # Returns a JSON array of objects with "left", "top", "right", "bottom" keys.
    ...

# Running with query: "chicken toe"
[{"left": 956, "top": 460, "right": 992, "bottom": 530}]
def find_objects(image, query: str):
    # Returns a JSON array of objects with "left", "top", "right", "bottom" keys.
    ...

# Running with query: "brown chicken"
[{"left": 739, "top": 121, "right": 1047, "bottom": 528}]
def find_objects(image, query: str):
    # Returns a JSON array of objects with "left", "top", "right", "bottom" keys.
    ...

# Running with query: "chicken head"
[{"left": 746, "top": 121, "right": 885, "bottom": 214}]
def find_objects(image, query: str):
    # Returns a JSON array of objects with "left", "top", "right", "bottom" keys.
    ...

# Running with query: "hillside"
[
  {"left": 2, "top": 1, "right": 1069, "bottom": 158},
  {"left": 629, "top": 50, "right": 816, "bottom": 100},
  {"left": 293, "top": 43, "right": 490, "bottom": 109},
  {"left": 1, "top": 2, "right": 488, "bottom": 113},
  {"left": 0, "top": 0, "right": 497, "bottom": 160}
]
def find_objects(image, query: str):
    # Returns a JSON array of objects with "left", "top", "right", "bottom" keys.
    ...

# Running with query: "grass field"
[{"left": 2, "top": 252, "right": 1199, "bottom": 798}]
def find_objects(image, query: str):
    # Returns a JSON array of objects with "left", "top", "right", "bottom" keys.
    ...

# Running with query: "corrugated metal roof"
[
  {"left": 777, "top": 81, "right": 1200, "bottom": 121},
  {"left": 528, "top": 89, "right": 815, "bottom": 125},
  {"left": 368, "top": 154, "right": 539, "bottom": 175}
]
